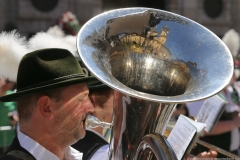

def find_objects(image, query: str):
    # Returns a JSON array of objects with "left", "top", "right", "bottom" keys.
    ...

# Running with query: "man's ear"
[{"left": 37, "top": 96, "right": 53, "bottom": 120}]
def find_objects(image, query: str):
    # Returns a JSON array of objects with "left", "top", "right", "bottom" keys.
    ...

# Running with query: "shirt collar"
[{"left": 17, "top": 124, "right": 82, "bottom": 160}]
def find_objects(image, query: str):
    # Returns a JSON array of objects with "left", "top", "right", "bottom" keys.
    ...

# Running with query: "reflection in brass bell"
[{"left": 85, "top": 114, "right": 112, "bottom": 129}]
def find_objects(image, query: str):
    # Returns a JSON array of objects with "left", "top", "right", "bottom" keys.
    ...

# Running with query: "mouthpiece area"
[{"left": 85, "top": 114, "right": 112, "bottom": 129}]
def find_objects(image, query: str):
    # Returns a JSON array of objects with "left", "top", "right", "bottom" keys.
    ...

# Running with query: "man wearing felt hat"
[
  {"left": 0, "top": 46, "right": 100, "bottom": 160},
  {"left": 23, "top": 31, "right": 111, "bottom": 160}
]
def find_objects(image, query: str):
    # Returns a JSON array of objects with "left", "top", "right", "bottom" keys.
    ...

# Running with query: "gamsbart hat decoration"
[
  {"left": 0, "top": 30, "right": 29, "bottom": 82},
  {"left": 28, "top": 31, "right": 78, "bottom": 57},
  {"left": 0, "top": 48, "right": 99, "bottom": 102},
  {"left": 222, "top": 29, "right": 240, "bottom": 58},
  {"left": 222, "top": 29, "right": 240, "bottom": 78}
]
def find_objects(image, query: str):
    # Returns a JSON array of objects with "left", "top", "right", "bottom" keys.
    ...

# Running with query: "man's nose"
[{"left": 83, "top": 97, "right": 94, "bottom": 113}]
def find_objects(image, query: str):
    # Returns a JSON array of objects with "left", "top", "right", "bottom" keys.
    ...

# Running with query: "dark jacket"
[{"left": 0, "top": 136, "right": 36, "bottom": 160}]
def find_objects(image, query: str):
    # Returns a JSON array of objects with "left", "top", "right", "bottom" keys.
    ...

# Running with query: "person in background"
[
  {"left": 0, "top": 31, "right": 30, "bottom": 156},
  {"left": 55, "top": 11, "right": 81, "bottom": 36},
  {"left": 170, "top": 103, "right": 189, "bottom": 122},
  {"left": 7, "top": 111, "right": 19, "bottom": 128},
  {"left": 89, "top": 87, "right": 113, "bottom": 136},
  {"left": 0, "top": 78, "right": 17, "bottom": 155},
  {"left": 186, "top": 69, "right": 240, "bottom": 157},
  {"left": 0, "top": 48, "right": 100, "bottom": 160}
]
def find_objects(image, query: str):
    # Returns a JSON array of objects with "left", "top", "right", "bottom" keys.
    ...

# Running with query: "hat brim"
[
  {"left": 89, "top": 84, "right": 107, "bottom": 90},
  {"left": 88, "top": 82, "right": 107, "bottom": 90},
  {"left": 0, "top": 76, "right": 99, "bottom": 102}
]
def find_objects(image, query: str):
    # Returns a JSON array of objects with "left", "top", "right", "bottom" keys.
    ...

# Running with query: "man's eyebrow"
[{"left": 83, "top": 92, "right": 89, "bottom": 96}]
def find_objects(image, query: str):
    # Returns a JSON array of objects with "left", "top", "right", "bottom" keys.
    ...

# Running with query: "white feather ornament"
[
  {"left": 63, "top": 35, "right": 78, "bottom": 57},
  {"left": 28, "top": 32, "right": 77, "bottom": 56},
  {"left": 46, "top": 25, "right": 65, "bottom": 37},
  {"left": 222, "top": 29, "right": 240, "bottom": 57},
  {"left": 234, "top": 69, "right": 240, "bottom": 79},
  {"left": 0, "top": 30, "right": 29, "bottom": 82}
]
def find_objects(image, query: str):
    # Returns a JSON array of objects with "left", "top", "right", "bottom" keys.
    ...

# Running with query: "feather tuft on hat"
[
  {"left": 0, "top": 30, "right": 29, "bottom": 82},
  {"left": 46, "top": 25, "right": 65, "bottom": 37},
  {"left": 222, "top": 29, "right": 240, "bottom": 58},
  {"left": 28, "top": 32, "right": 78, "bottom": 57}
]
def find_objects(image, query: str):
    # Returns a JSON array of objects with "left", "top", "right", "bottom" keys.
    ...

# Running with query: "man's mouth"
[
  {"left": 82, "top": 115, "right": 87, "bottom": 128},
  {"left": 83, "top": 120, "right": 86, "bottom": 129}
]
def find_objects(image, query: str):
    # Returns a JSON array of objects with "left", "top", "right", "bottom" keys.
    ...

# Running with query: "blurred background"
[{"left": 0, "top": 0, "right": 238, "bottom": 39}]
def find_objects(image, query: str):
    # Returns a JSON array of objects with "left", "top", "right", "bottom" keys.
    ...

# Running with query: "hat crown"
[{"left": 17, "top": 48, "right": 84, "bottom": 91}]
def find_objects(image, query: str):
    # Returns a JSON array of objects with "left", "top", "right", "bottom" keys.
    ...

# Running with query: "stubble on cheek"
[
  {"left": 71, "top": 109, "right": 87, "bottom": 139},
  {"left": 67, "top": 115, "right": 87, "bottom": 145},
  {"left": 54, "top": 99, "right": 87, "bottom": 143}
]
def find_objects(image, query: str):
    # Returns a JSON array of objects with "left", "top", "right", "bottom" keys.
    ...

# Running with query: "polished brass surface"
[
  {"left": 77, "top": 8, "right": 233, "bottom": 103},
  {"left": 77, "top": 8, "right": 233, "bottom": 160},
  {"left": 135, "top": 133, "right": 176, "bottom": 160},
  {"left": 85, "top": 114, "right": 112, "bottom": 129},
  {"left": 110, "top": 91, "right": 176, "bottom": 159},
  {"left": 110, "top": 52, "right": 191, "bottom": 96},
  {"left": 109, "top": 25, "right": 191, "bottom": 96}
]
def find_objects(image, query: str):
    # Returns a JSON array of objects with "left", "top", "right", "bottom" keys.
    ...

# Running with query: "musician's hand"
[
  {"left": 185, "top": 150, "right": 217, "bottom": 159},
  {"left": 195, "top": 150, "right": 217, "bottom": 158},
  {"left": 8, "top": 111, "right": 19, "bottom": 126}
]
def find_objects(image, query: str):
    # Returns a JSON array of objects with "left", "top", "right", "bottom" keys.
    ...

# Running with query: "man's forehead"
[{"left": 65, "top": 83, "right": 89, "bottom": 94}]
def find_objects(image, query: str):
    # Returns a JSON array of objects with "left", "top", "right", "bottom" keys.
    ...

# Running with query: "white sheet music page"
[
  {"left": 167, "top": 115, "right": 196, "bottom": 160},
  {"left": 196, "top": 94, "right": 226, "bottom": 133}
]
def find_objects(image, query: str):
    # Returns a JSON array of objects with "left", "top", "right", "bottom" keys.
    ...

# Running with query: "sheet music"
[
  {"left": 196, "top": 94, "right": 226, "bottom": 132},
  {"left": 167, "top": 115, "right": 196, "bottom": 160}
]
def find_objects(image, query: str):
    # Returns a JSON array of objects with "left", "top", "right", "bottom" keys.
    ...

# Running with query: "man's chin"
[
  {"left": 70, "top": 130, "right": 86, "bottom": 145},
  {"left": 79, "top": 130, "right": 86, "bottom": 140},
  {"left": 78, "top": 125, "right": 86, "bottom": 139},
  {"left": 72, "top": 124, "right": 86, "bottom": 140}
]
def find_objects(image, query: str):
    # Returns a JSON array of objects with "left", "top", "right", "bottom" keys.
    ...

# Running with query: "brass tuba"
[{"left": 77, "top": 8, "right": 233, "bottom": 160}]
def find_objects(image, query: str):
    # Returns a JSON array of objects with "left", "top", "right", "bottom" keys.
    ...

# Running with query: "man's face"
[{"left": 52, "top": 83, "right": 94, "bottom": 144}]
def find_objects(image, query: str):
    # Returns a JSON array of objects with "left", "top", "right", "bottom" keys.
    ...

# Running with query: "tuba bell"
[{"left": 77, "top": 8, "right": 233, "bottom": 160}]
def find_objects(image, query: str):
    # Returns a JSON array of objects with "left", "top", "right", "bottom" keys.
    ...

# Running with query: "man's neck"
[{"left": 20, "top": 123, "right": 66, "bottom": 160}]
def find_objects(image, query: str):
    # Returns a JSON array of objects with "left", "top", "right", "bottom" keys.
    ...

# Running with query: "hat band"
[{"left": 17, "top": 73, "right": 85, "bottom": 92}]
